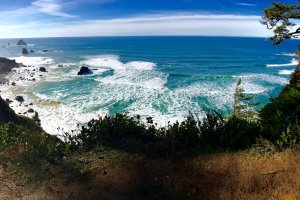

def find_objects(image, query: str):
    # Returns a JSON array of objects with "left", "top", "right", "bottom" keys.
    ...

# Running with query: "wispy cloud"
[
  {"left": 235, "top": 3, "right": 257, "bottom": 7},
  {"left": 32, "top": 0, "right": 76, "bottom": 18},
  {"left": 0, "top": 0, "right": 76, "bottom": 19},
  {"left": 0, "top": 13, "right": 272, "bottom": 38}
]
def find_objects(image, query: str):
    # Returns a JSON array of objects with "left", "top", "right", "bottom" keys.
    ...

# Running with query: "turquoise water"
[{"left": 0, "top": 37, "right": 298, "bottom": 134}]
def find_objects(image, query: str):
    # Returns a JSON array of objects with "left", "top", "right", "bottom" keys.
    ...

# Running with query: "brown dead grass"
[{"left": 1, "top": 149, "right": 300, "bottom": 200}]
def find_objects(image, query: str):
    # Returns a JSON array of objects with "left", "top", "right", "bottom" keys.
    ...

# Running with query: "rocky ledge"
[{"left": 0, "top": 57, "right": 21, "bottom": 83}]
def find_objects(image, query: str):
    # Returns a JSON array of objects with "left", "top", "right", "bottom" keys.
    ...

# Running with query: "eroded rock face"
[
  {"left": 0, "top": 57, "right": 20, "bottom": 75},
  {"left": 77, "top": 66, "right": 93, "bottom": 75},
  {"left": 17, "top": 39, "right": 27, "bottom": 45},
  {"left": 22, "top": 48, "right": 29, "bottom": 55}
]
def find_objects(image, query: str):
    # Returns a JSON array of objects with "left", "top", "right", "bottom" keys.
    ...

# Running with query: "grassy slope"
[{"left": 1, "top": 147, "right": 300, "bottom": 200}]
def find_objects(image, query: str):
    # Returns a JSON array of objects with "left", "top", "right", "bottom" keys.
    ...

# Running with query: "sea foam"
[
  {"left": 278, "top": 70, "right": 294, "bottom": 75},
  {"left": 267, "top": 58, "right": 298, "bottom": 67}
]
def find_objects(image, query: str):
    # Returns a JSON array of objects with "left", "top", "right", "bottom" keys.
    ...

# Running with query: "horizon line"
[{"left": 0, "top": 35, "right": 270, "bottom": 40}]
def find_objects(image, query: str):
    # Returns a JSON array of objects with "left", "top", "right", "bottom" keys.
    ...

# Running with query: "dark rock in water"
[
  {"left": 39, "top": 67, "right": 47, "bottom": 72},
  {"left": 58, "top": 64, "right": 63, "bottom": 68},
  {"left": 77, "top": 66, "right": 93, "bottom": 75},
  {"left": 22, "top": 48, "right": 29, "bottom": 55},
  {"left": 11, "top": 82, "right": 16, "bottom": 86},
  {"left": 28, "top": 108, "right": 34, "bottom": 113},
  {"left": 15, "top": 96, "right": 24, "bottom": 102},
  {"left": 29, "top": 103, "right": 33, "bottom": 105},
  {"left": 42, "top": 49, "right": 50, "bottom": 53},
  {"left": 30, "top": 50, "right": 35, "bottom": 53},
  {"left": 5, "top": 98, "right": 13, "bottom": 104},
  {"left": 17, "top": 39, "right": 27, "bottom": 45}
]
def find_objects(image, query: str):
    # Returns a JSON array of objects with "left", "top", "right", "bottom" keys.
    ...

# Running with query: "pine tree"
[
  {"left": 261, "top": 1, "right": 300, "bottom": 45},
  {"left": 233, "top": 78, "right": 259, "bottom": 121}
]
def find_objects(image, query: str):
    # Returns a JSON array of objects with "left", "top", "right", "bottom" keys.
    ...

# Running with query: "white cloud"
[
  {"left": 235, "top": 3, "right": 257, "bottom": 7},
  {"left": 32, "top": 0, "right": 76, "bottom": 18},
  {"left": 0, "top": 0, "right": 76, "bottom": 19},
  {"left": 0, "top": 13, "right": 272, "bottom": 38}
]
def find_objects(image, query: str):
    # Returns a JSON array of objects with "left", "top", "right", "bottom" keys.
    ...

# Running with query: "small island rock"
[
  {"left": 17, "top": 39, "right": 27, "bottom": 45},
  {"left": 22, "top": 48, "right": 29, "bottom": 55},
  {"left": 30, "top": 50, "right": 35, "bottom": 53},
  {"left": 77, "top": 66, "right": 93, "bottom": 75}
]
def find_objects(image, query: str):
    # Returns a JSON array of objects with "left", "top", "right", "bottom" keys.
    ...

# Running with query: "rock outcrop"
[
  {"left": 30, "top": 50, "right": 35, "bottom": 53},
  {"left": 15, "top": 96, "right": 24, "bottom": 102},
  {"left": 28, "top": 108, "right": 34, "bottom": 113},
  {"left": 22, "top": 48, "right": 29, "bottom": 55},
  {"left": 0, "top": 57, "right": 20, "bottom": 82},
  {"left": 39, "top": 67, "right": 47, "bottom": 72},
  {"left": 17, "top": 39, "right": 27, "bottom": 46},
  {"left": 77, "top": 66, "right": 93, "bottom": 75}
]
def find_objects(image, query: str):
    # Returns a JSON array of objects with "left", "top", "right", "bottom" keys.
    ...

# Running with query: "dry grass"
[{"left": 0, "top": 149, "right": 300, "bottom": 200}]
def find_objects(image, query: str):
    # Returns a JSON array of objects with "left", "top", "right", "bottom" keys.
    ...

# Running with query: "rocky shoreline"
[
  {"left": 0, "top": 57, "right": 38, "bottom": 118},
  {"left": 0, "top": 51, "right": 97, "bottom": 135}
]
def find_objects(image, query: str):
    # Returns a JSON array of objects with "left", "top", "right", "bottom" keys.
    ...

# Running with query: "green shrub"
[
  {"left": 72, "top": 113, "right": 152, "bottom": 150},
  {"left": 276, "top": 124, "right": 300, "bottom": 149},
  {"left": 0, "top": 123, "right": 64, "bottom": 163},
  {"left": 221, "top": 116, "right": 265, "bottom": 150}
]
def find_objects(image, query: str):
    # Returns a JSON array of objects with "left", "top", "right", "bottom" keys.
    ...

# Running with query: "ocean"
[{"left": 0, "top": 36, "right": 298, "bottom": 135}]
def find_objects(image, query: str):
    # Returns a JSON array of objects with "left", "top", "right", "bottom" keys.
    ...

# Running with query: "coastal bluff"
[{"left": 0, "top": 57, "right": 20, "bottom": 83}]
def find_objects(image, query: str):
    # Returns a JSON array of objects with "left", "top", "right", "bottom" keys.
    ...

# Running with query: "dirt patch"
[{"left": 1, "top": 150, "right": 300, "bottom": 200}]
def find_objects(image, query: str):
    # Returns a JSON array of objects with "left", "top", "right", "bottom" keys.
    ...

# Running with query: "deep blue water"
[{"left": 0, "top": 36, "right": 298, "bottom": 133}]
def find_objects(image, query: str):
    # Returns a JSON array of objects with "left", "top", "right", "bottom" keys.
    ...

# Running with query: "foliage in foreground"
[
  {"left": 0, "top": 123, "right": 64, "bottom": 164},
  {"left": 260, "top": 58, "right": 300, "bottom": 148},
  {"left": 66, "top": 111, "right": 264, "bottom": 153}
]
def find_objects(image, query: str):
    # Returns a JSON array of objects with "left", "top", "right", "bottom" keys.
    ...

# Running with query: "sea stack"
[
  {"left": 39, "top": 67, "right": 47, "bottom": 72},
  {"left": 77, "top": 66, "right": 93, "bottom": 75},
  {"left": 17, "top": 39, "right": 27, "bottom": 45},
  {"left": 22, "top": 48, "right": 29, "bottom": 55}
]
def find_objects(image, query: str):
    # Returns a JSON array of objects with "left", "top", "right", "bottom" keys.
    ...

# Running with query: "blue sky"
[{"left": 0, "top": 0, "right": 297, "bottom": 38}]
